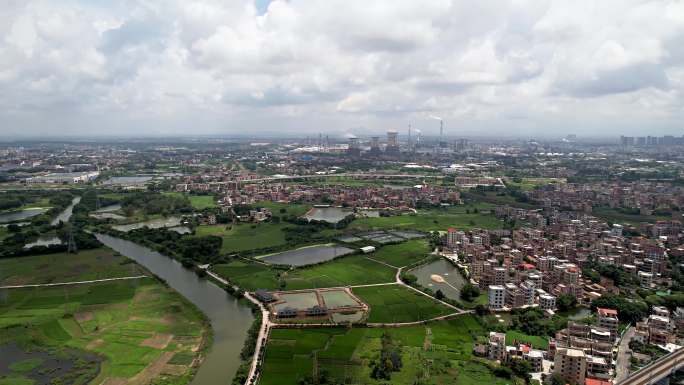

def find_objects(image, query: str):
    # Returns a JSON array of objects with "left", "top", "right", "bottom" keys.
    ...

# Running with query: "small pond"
[
  {"left": 112, "top": 217, "right": 182, "bottom": 232},
  {"left": 0, "top": 208, "right": 48, "bottom": 224},
  {"left": 303, "top": 207, "right": 352, "bottom": 223},
  {"left": 261, "top": 244, "right": 354, "bottom": 266},
  {"left": 320, "top": 290, "right": 360, "bottom": 309},
  {"left": 102, "top": 176, "right": 153, "bottom": 185},
  {"left": 274, "top": 292, "right": 320, "bottom": 311},
  {"left": 169, "top": 226, "right": 192, "bottom": 234},
  {"left": 409, "top": 259, "right": 467, "bottom": 301},
  {"left": 90, "top": 212, "right": 127, "bottom": 221},
  {"left": 95, "top": 204, "right": 122, "bottom": 212},
  {"left": 24, "top": 236, "right": 62, "bottom": 249},
  {"left": 0, "top": 343, "right": 101, "bottom": 385},
  {"left": 331, "top": 311, "right": 364, "bottom": 323}
]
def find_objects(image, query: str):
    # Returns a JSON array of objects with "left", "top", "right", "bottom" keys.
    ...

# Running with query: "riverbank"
[
  {"left": 0, "top": 256, "right": 211, "bottom": 385},
  {"left": 96, "top": 234, "right": 255, "bottom": 385}
]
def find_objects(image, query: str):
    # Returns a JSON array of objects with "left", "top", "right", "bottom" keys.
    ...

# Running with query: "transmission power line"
[{"left": 67, "top": 227, "right": 78, "bottom": 254}]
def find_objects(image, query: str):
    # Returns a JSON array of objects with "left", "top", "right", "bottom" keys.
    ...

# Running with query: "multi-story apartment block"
[
  {"left": 488, "top": 285, "right": 506, "bottom": 309},
  {"left": 554, "top": 348, "right": 587, "bottom": 385}
]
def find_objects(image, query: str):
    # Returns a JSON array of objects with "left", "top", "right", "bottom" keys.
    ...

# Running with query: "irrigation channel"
[{"left": 96, "top": 234, "right": 254, "bottom": 385}]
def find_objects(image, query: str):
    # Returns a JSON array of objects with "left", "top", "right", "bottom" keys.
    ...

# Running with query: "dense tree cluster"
[
  {"left": 591, "top": 295, "right": 648, "bottom": 324},
  {"left": 556, "top": 294, "right": 578, "bottom": 312},
  {"left": 460, "top": 283, "right": 481, "bottom": 302},
  {"left": 370, "top": 332, "right": 403, "bottom": 380},
  {"left": 121, "top": 192, "right": 192, "bottom": 216},
  {"left": 510, "top": 308, "right": 567, "bottom": 338}
]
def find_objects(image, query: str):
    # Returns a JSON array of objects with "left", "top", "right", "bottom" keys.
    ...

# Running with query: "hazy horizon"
[{"left": 2, "top": 0, "right": 683, "bottom": 138}]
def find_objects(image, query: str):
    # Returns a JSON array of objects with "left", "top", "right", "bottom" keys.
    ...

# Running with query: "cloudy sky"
[{"left": 1, "top": 0, "right": 683, "bottom": 138}]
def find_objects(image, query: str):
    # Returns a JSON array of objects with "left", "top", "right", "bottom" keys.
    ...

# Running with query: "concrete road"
[{"left": 616, "top": 326, "right": 636, "bottom": 383}]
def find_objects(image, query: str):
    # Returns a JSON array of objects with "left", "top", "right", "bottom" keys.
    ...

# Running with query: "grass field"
[
  {"left": 212, "top": 254, "right": 396, "bottom": 291},
  {"left": 506, "top": 330, "right": 549, "bottom": 349},
  {"left": 212, "top": 260, "right": 281, "bottom": 291},
  {"left": 0, "top": 278, "right": 208, "bottom": 385},
  {"left": 352, "top": 285, "right": 453, "bottom": 323},
  {"left": 259, "top": 315, "right": 503, "bottom": 385},
  {"left": 255, "top": 201, "right": 311, "bottom": 217},
  {"left": 464, "top": 191, "right": 539, "bottom": 210},
  {"left": 283, "top": 255, "right": 396, "bottom": 290},
  {"left": 195, "top": 222, "right": 291, "bottom": 253},
  {"left": 593, "top": 206, "right": 671, "bottom": 225},
  {"left": 189, "top": 195, "right": 217, "bottom": 210},
  {"left": 161, "top": 192, "right": 216, "bottom": 210},
  {"left": 370, "top": 239, "right": 431, "bottom": 267},
  {"left": 0, "top": 248, "right": 146, "bottom": 286},
  {"left": 349, "top": 204, "right": 503, "bottom": 232},
  {"left": 505, "top": 178, "right": 565, "bottom": 191}
]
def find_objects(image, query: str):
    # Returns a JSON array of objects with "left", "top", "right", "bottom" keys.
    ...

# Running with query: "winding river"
[
  {"left": 95, "top": 234, "right": 254, "bottom": 385},
  {"left": 51, "top": 197, "right": 82, "bottom": 226}
]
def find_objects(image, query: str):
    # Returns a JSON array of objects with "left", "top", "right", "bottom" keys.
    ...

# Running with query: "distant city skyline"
[{"left": 1, "top": 0, "right": 683, "bottom": 138}]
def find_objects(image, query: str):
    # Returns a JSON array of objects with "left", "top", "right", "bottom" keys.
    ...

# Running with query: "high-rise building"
[
  {"left": 369, "top": 136, "right": 381, "bottom": 156},
  {"left": 386, "top": 130, "right": 399, "bottom": 154},
  {"left": 553, "top": 348, "right": 587, "bottom": 385},
  {"left": 446, "top": 228, "right": 459, "bottom": 248}
]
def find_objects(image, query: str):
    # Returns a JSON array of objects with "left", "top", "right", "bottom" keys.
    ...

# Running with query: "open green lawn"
[
  {"left": 352, "top": 285, "right": 453, "bottom": 323},
  {"left": 593, "top": 206, "right": 671, "bottom": 225},
  {"left": 0, "top": 248, "right": 146, "bottom": 286},
  {"left": 505, "top": 177, "right": 565, "bottom": 191},
  {"left": 212, "top": 260, "right": 281, "bottom": 291},
  {"left": 260, "top": 315, "right": 506, "bottom": 385},
  {"left": 188, "top": 195, "right": 217, "bottom": 210},
  {"left": 0, "top": 278, "right": 207, "bottom": 384},
  {"left": 22, "top": 197, "right": 52, "bottom": 209},
  {"left": 282, "top": 255, "right": 396, "bottom": 290},
  {"left": 212, "top": 254, "right": 396, "bottom": 291},
  {"left": 370, "top": 239, "right": 431, "bottom": 267},
  {"left": 195, "top": 222, "right": 291, "bottom": 253},
  {"left": 98, "top": 193, "right": 126, "bottom": 201},
  {"left": 255, "top": 201, "right": 311, "bottom": 217},
  {"left": 349, "top": 204, "right": 503, "bottom": 232},
  {"left": 506, "top": 330, "right": 549, "bottom": 349},
  {"left": 463, "top": 191, "right": 539, "bottom": 210}
]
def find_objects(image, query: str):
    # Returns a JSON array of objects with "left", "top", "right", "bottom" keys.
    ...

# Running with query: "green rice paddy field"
[
  {"left": 348, "top": 204, "right": 503, "bottom": 232},
  {"left": 0, "top": 248, "right": 145, "bottom": 286},
  {"left": 212, "top": 254, "right": 397, "bottom": 291},
  {"left": 351, "top": 285, "right": 454, "bottom": 323},
  {"left": 0, "top": 279, "right": 208, "bottom": 385},
  {"left": 369, "top": 239, "right": 431, "bottom": 267},
  {"left": 259, "top": 315, "right": 512, "bottom": 385},
  {"left": 195, "top": 223, "right": 291, "bottom": 253},
  {"left": 0, "top": 249, "right": 208, "bottom": 385}
]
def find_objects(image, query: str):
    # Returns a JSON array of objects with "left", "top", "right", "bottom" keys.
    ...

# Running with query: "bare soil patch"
[
  {"left": 87, "top": 339, "right": 105, "bottom": 350},
  {"left": 140, "top": 333, "right": 174, "bottom": 349},
  {"left": 74, "top": 311, "right": 94, "bottom": 322},
  {"left": 100, "top": 378, "right": 127, "bottom": 385},
  {"left": 128, "top": 351, "right": 175, "bottom": 385}
]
